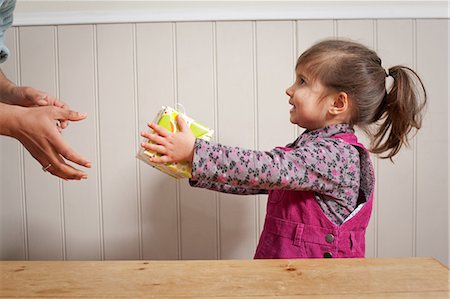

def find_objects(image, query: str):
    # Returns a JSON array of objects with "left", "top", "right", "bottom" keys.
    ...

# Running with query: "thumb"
[
  {"left": 56, "top": 108, "right": 87, "bottom": 122},
  {"left": 176, "top": 114, "right": 189, "bottom": 132}
]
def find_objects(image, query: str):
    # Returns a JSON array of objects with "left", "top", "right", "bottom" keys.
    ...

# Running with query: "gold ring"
[{"left": 42, "top": 163, "right": 52, "bottom": 172}]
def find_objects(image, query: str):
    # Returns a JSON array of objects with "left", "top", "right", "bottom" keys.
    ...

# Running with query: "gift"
[{"left": 137, "top": 106, "right": 214, "bottom": 178}]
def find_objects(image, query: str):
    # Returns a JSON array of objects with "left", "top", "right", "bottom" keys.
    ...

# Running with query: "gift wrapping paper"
[{"left": 137, "top": 106, "right": 214, "bottom": 178}]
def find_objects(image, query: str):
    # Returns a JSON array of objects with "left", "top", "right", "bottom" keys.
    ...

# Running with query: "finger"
[
  {"left": 55, "top": 108, "right": 87, "bottom": 122},
  {"left": 47, "top": 130, "right": 92, "bottom": 168},
  {"left": 47, "top": 158, "right": 88, "bottom": 180},
  {"left": 32, "top": 91, "right": 69, "bottom": 110},
  {"left": 148, "top": 122, "right": 170, "bottom": 137},
  {"left": 59, "top": 121, "right": 69, "bottom": 130},
  {"left": 47, "top": 153, "right": 88, "bottom": 180},
  {"left": 141, "top": 131, "right": 168, "bottom": 145},
  {"left": 49, "top": 98, "right": 70, "bottom": 128},
  {"left": 51, "top": 98, "right": 69, "bottom": 130},
  {"left": 148, "top": 155, "right": 173, "bottom": 164},
  {"left": 176, "top": 114, "right": 189, "bottom": 132},
  {"left": 140, "top": 141, "right": 168, "bottom": 156},
  {"left": 47, "top": 146, "right": 88, "bottom": 180},
  {"left": 49, "top": 96, "right": 68, "bottom": 109},
  {"left": 24, "top": 139, "right": 87, "bottom": 180}
]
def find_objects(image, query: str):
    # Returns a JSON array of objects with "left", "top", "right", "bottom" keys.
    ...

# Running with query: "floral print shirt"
[{"left": 189, "top": 124, "right": 365, "bottom": 225}]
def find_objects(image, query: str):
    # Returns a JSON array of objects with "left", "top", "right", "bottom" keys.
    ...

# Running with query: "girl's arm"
[
  {"left": 141, "top": 116, "right": 359, "bottom": 201},
  {"left": 190, "top": 137, "right": 360, "bottom": 200}
]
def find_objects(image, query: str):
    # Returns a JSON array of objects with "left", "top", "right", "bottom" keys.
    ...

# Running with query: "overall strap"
[
  {"left": 332, "top": 132, "right": 375, "bottom": 228},
  {"left": 332, "top": 133, "right": 366, "bottom": 150}
]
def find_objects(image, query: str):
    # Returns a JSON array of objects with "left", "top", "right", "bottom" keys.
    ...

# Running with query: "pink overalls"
[{"left": 254, "top": 133, "right": 374, "bottom": 259}]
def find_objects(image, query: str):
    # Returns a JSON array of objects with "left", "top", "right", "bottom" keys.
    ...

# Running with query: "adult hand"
[
  {"left": 7, "top": 105, "right": 92, "bottom": 180},
  {"left": 7, "top": 85, "right": 70, "bottom": 130},
  {"left": 140, "top": 115, "right": 195, "bottom": 163}
]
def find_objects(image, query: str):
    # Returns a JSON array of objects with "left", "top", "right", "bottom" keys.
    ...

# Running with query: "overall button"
[
  {"left": 325, "top": 234, "right": 335, "bottom": 243},
  {"left": 324, "top": 252, "right": 333, "bottom": 258}
]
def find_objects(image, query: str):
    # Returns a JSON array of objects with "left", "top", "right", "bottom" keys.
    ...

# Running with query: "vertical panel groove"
[
  {"left": 252, "top": 21, "right": 260, "bottom": 242},
  {"left": 172, "top": 22, "right": 182, "bottom": 260},
  {"left": 16, "top": 27, "right": 29, "bottom": 260},
  {"left": 18, "top": 136, "right": 27, "bottom": 260},
  {"left": 293, "top": 21, "right": 298, "bottom": 139},
  {"left": 93, "top": 24, "right": 105, "bottom": 260},
  {"left": 212, "top": 21, "right": 221, "bottom": 259},
  {"left": 412, "top": 18, "right": 418, "bottom": 257},
  {"left": 18, "top": 141, "right": 28, "bottom": 260},
  {"left": 19, "top": 27, "right": 30, "bottom": 260},
  {"left": 373, "top": 19, "right": 379, "bottom": 258},
  {"left": 132, "top": 23, "right": 143, "bottom": 260},
  {"left": 448, "top": 18, "right": 450, "bottom": 266},
  {"left": 333, "top": 19, "right": 338, "bottom": 39},
  {"left": 54, "top": 25, "right": 67, "bottom": 261}
]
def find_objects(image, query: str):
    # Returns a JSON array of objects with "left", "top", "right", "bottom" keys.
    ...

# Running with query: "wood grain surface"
[{"left": 1, "top": 257, "right": 449, "bottom": 298}]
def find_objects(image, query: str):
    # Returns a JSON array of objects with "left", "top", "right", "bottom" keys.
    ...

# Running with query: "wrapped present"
[{"left": 137, "top": 106, "right": 214, "bottom": 178}]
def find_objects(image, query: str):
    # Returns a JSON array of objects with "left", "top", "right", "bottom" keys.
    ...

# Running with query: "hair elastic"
[{"left": 385, "top": 69, "right": 394, "bottom": 91}]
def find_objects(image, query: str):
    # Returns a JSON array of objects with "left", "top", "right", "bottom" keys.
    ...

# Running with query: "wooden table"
[{"left": 1, "top": 257, "right": 448, "bottom": 298}]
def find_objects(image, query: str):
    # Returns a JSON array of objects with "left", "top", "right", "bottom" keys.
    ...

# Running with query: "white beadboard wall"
[{"left": 0, "top": 18, "right": 448, "bottom": 265}]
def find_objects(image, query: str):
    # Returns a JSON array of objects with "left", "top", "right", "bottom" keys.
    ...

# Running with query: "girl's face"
[{"left": 286, "top": 68, "right": 334, "bottom": 130}]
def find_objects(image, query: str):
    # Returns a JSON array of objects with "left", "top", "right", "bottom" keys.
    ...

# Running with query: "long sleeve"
[
  {"left": 0, "top": 0, "right": 16, "bottom": 63},
  {"left": 189, "top": 133, "right": 360, "bottom": 202}
]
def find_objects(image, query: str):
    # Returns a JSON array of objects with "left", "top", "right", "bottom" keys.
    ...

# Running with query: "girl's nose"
[{"left": 286, "top": 85, "right": 294, "bottom": 97}]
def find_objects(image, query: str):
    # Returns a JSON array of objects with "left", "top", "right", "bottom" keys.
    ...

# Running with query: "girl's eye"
[{"left": 298, "top": 77, "right": 306, "bottom": 85}]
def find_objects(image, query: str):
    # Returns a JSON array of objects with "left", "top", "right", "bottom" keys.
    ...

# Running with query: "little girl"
[{"left": 140, "top": 39, "right": 426, "bottom": 259}]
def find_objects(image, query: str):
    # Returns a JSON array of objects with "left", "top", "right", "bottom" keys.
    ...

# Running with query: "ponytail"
[{"left": 370, "top": 66, "right": 427, "bottom": 160}]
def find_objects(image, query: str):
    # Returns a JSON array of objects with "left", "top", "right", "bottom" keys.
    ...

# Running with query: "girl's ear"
[{"left": 329, "top": 92, "right": 349, "bottom": 115}]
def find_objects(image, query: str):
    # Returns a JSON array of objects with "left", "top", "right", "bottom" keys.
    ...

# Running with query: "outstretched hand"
[
  {"left": 140, "top": 114, "right": 195, "bottom": 164},
  {"left": 8, "top": 85, "right": 70, "bottom": 130},
  {"left": 9, "top": 105, "right": 92, "bottom": 180}
]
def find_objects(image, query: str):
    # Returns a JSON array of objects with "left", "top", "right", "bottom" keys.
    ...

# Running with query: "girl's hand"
[{"left": 141, "top": 114, "right": 195, "bottom": 163}]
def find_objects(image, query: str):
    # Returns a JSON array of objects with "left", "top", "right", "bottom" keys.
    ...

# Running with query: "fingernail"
[
  {"left": 79, "top": 113, "right": 87, "bottom": 118},
  {"left": 37, "top": 99, "right": 48, "bottom": 105},
  {"left": 85, "top": 162, "right": 92, "bottom": 168}
]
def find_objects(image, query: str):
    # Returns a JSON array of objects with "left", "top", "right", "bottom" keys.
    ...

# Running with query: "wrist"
[
  {"left": 0, "top": 102, "right": 24, "bottom": 137},
  {"left": 0, "top": 80, "right": 17, "bottom": 104},
  {"left": 189, "top": 137, "right": 198, "bottom": 163},
  {"left": 187, "top": 137, "right": 197, "bottom": 163}
]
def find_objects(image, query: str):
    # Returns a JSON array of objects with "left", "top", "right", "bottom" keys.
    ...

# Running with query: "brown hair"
[{"left": 297, "top": 39, "right": 427, "bottom": 160}]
